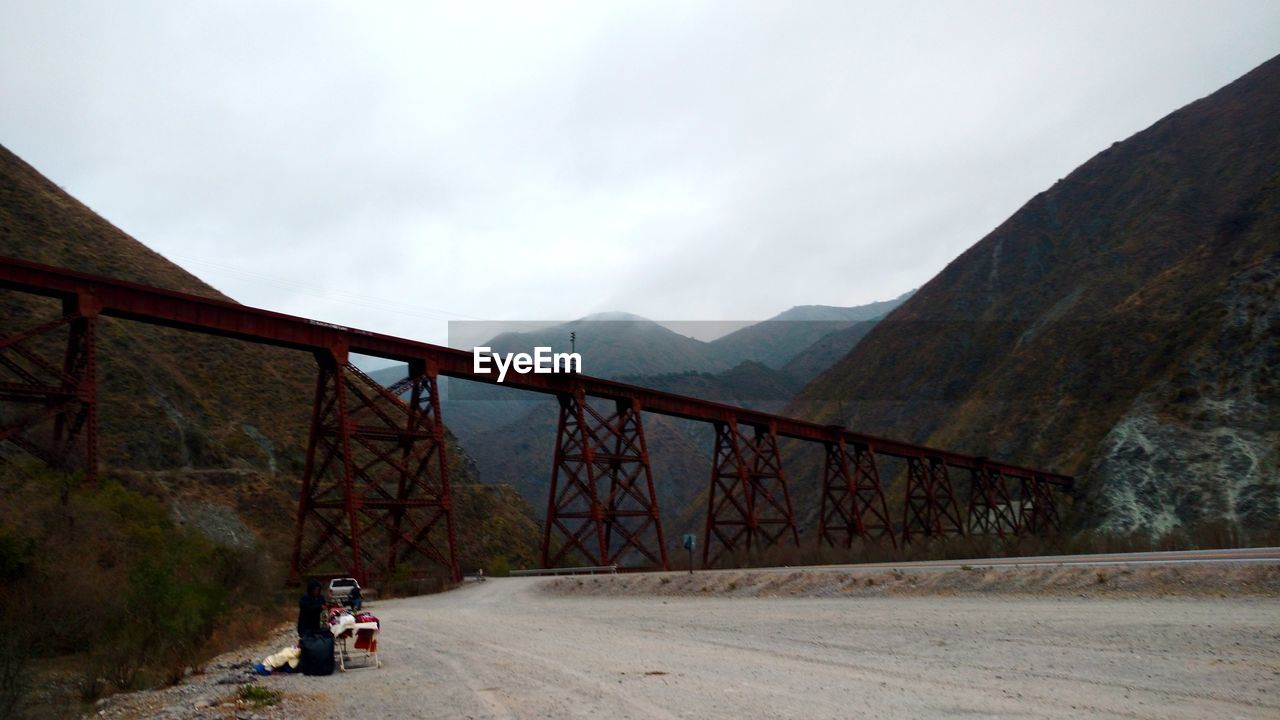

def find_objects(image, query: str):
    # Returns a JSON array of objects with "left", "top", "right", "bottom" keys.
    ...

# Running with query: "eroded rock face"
[
  {"left": 788, "top": 55, "right": 1280, "bottom": 537},
  {"left": 1092, "top": 257, "right": 1279, "bottom": 535}
]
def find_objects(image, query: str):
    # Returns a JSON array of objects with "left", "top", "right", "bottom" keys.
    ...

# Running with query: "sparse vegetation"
[
  {"left": 237, "top": 684, "right": 283, "bottom": 707},
  {"left": 450, "top": 481, "right": 541, "bottom": 577},
  {"left": 0, "top": 466, "right": 285, "bottom": 718}
]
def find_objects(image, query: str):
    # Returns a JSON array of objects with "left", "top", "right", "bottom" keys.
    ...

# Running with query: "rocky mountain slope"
[
  {"left": 0, "top": 144, "right": 314, "bottom": 472},
  {"left": 791, "top": 55, "right": 1280, "bottom": 537}
]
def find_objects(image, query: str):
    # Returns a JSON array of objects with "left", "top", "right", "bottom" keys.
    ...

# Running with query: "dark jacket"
[{"left": 297, "top": 580, "right": 326, "bottom": 635}]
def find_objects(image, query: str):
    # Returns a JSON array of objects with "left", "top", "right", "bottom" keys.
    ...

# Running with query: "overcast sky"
[{"left": 2, "top": 1, "right": 1278, "bottom": 348}]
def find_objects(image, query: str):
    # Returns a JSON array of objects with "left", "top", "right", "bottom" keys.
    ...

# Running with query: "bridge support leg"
[
  {"left": 390, "top": 361, "right": 460, "bottom": 581},
  {"left": 900, "top": 456, "right": 965, "bottom": 543},
  {"left": 818, "top": 439, "right": 897, "bottom": 549},
  {"left": 0, "top": 293, "right": 99, "bottom": 484},
  {"left": 601, "top": 398, "right": 668, "bottom": 569},
  {"left": 290, "top": 349, "right": 459, "bottom": 587},
  {"left": 1019, "top": 474, "right": 1062, "bottom": 535},
  {"left": 543, "top": 391, "right": 668, "bottom": 569},
  {"left": 1039, "top": 478, "right": 1064, "bottom": 534},
  {"left": 966, "top": 465, "right": 1020, "bottom": 538},
  {"left": 702, "top": 420, "right": 798, "bottom": 567}
]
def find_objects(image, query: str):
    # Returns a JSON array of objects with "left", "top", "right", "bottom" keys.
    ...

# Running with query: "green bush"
[
  {"left": 486, "top": 555, "right": 511, "bottom": 578},
  {"left": 1, "top": 466, "right": 282, "bottom": 713}
]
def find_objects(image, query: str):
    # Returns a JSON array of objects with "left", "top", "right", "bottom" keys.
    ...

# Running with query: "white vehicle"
[{"left": 328, "top": 577, "right": 361, "bottom": 604}]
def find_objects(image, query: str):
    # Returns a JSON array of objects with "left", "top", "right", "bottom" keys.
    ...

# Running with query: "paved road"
[{"left": 296, "top": 575, "right": 1280, "bottom": 719}]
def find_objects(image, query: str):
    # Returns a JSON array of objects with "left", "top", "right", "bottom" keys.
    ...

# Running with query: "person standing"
[{"left": 297, "top": 579, "right": 326, "bottom": 636}]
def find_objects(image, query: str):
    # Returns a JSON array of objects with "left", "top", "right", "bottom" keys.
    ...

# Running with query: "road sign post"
[{"left": 682, "top": 534, "right": 696, "bottom": 574}]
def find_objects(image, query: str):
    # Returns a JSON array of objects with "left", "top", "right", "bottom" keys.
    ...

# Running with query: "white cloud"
[{"left": 2, "top": 0, "right": 1277, "bottom": 344}]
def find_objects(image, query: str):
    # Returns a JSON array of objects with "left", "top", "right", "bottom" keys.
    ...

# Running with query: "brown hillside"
[
  {"left": 0, "top": 143, "right": 540, "bottom": 572},
  {"left": 0, "top": 143, "right": 315, "bottom": 470},
  {"left": 791, "top": 55, "right": 1280, "bottom": 536}
]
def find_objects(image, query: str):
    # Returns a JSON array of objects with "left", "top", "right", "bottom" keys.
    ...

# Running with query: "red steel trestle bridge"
[{"left": 0, "top": 256, "right": 1071, "bottom": 584}]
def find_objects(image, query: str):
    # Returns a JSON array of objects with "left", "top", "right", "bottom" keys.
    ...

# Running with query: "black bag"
[{"left": 299, "top": 631, "right": 335, "bottom": 676}]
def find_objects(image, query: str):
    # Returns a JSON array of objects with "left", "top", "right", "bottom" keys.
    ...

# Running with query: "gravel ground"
[
  {"left": 99, "top": 571, "right": 1280, "bottom": 719},
  {"left": 91, "top": 624, "right": 329, "bottom": 720},
  {"left": 310, "top": 576, "right": 1276, "bottom": 719}
]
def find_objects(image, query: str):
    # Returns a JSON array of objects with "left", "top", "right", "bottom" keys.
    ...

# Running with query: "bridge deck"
[{"left": 0, "top": 254, "right": 1070, "bottom": 485}]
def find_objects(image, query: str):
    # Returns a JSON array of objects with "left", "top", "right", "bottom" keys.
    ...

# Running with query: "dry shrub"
[{"left": 1, "top": 466, "right": 285, "bottom": 714}]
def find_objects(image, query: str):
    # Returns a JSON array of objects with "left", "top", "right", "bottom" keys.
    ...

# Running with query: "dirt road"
[{"left": 291, "top": 577, "right": 1278, "bottom": 719}]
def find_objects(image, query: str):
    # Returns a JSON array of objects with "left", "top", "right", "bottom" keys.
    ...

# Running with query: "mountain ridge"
[
  {"left": 790, "top": 53, "right": 1280, "bottom": 536},
  {"left": 424, "top": 293, "right": 912, "bottom": 541}
]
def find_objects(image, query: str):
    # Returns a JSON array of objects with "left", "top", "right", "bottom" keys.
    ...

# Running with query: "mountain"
[
  {"left": 0, "top": 143, "right": 539, "bottom": 574},
  {"left": 779, "top": 320, "right": 879, "bottom": 383},
  {"left": 439, "top": 296, "right": 910, "bottom": 434},
  {"left": 428, "top": 314, "right": 729, "bottom": 538},
  {"left": 709, "top": 291, "right": 914, "bottom": 370},
  {"left": 755, "top": 295, "right": 915, "bottom": 324},
  {"left": 429, "top": 299, "right": 909, "bottom": 548},
  {"left": 448, "top": 294, "right": 913, "bottom": 393},
  {"left": 790, "top": 55, "right": 1280, "bottom": 538},
  {"left": 460, "top": 399, "right": 714, "bottom": 543},
  {"left": 485, "top": 314, "right": 730, "bottom": 378},
  {"left": 0, "top": 143, "right": 314, "bottom": 472},
  {"left": 618, "top": 361, "right": 802, "bottom": 413}
]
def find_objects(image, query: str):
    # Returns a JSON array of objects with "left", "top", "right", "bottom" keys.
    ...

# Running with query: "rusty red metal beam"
[
  {"left": 0, "top": 255, "right": 1073, "bottom": 488},
  {"left": 542, "top": 393, "right": 669, "bottom": 570},
  {"left": 288, "top": 351, "right": 459, "bottom": 586}
]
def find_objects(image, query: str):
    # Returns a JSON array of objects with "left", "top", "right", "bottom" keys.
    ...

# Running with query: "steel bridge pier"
[{"left": 0, "top": 255, "right": 1074, "bottom": 582}]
